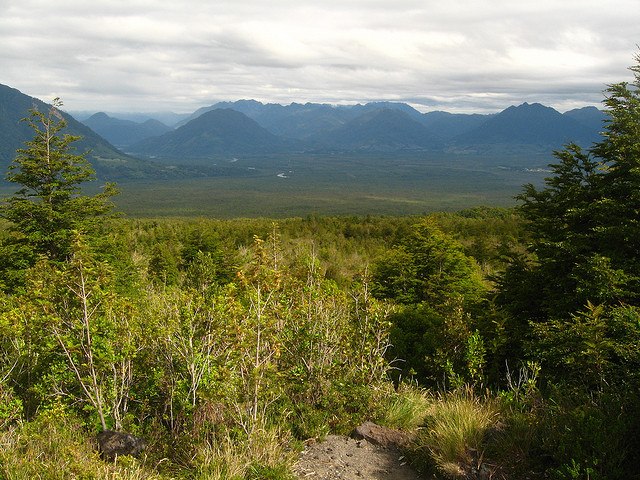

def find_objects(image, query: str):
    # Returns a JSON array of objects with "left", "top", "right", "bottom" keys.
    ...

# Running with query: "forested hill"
[
  {"left": 0, "top": 84, "right": 128, "bottom": 165},
  {"left": 82, "top": 112, "right": 172, "bottom": 149},
  {"left": 130, "top": 108, "right": 296, "bottom": 157},
  {"left": 451, "top": 102, "right": 599, "bottom": 151}
]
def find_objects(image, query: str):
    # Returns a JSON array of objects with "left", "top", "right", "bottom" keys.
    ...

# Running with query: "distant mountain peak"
[
  {"left": 82, "top": 111, "right": 171, "bottom": 148},
  {"left": 509, "top": 102, "right": 556, "bottom": 112},
  {"left": 129, "top": 107, "right": 290, "bottom": 158},
  {"left": 454, "top": 102, "right": 599, "bottom": 150},
  {"left": 89, "top": 112, "right": 110, "bottom": 120}
]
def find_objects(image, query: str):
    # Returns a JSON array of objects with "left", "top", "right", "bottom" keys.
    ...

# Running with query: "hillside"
[
  {"left": 129, "top": 108, "right": 293, "bottom": 158},
  {"left": 178, "top": 100, "right": 429, "bottom": 140},
  {"left": 82, "top": 112, "right": 171, "bottom": 147},
  {"left": 454, "top": 102, "right": 600, "bottom": 152},
  {"left": 0, "top": 84, "right": 201, "bottom": 181},
  {"left": 176, "top": 100, "right": 354, "bottom": 139},
  {"left": 563, "top": 105, "right": 607, "bottom": 132},
  {"left": 0, "top": 84, "right": 127, "bottom": 166},
  {"left": 420, "top": 111, "right": 491, "bottom": 140},
  {"left": 312, "top": 108, "right": 443, "bottom": 151}
]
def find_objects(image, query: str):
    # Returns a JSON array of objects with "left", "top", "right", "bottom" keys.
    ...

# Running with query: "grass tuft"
[
  {"left": 0, "top": 409, "right": 162, "bottom": 480},
  {"left": 415, "top": 387, "right": 500, "bottom": 478},
  {"left": 381, "top": 383, "right": 432, "bottom": 430},
  {"left": 193, "top": 425, "right": 296, "bottom": 480}
]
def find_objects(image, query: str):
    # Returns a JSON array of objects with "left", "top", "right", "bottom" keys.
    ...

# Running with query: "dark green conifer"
[
  {"left": 499, "top": 54, "right": 640, "bottom": 319},
  {"left": 0, "top": 99, "right": 117, "bottom": 278}
]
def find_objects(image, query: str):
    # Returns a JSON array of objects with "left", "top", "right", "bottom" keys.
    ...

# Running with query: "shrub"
[{"left": 537, "top": 388, "right": 640, "bottom": 480}]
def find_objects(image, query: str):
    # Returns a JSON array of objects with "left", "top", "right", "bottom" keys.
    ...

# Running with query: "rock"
[
  {"left": 97, "top": 430, "right": 146, "bottom": 461},
  {"left": 350, "top": 421, "right": 409, "bottom": 449}
]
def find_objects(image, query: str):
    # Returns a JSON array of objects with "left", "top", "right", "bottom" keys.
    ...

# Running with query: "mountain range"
[
  {"left": 0, "top": 84, "right": 128, "bottom": 167},
  {"left": 0, "top": 82, "right": 608, "bottom": 175},
  {"left": 125, "top": 100, "right": 604, "bottom": 159}
]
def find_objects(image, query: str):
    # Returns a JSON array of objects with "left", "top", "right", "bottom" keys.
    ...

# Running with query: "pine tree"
[
  {"left": 498, "top": 54, "right": 640, "bottom": 319},
  {"left": 1, "top": 99, "right": 117, "bottom": 270},
  {"left": 592, "top": 57, "right": 640, "bottom": 286}
]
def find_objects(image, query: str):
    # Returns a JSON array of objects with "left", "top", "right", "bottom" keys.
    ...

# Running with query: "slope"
[
  {"left": 312, "top": 108, "right": 444, "bottom": 151},
  {"left": 0, "top": 83, "right": 215, "bottom": 181},
  {"left": 453, "top": 102, "right": 600, "bottom": 152},
  {"left": 130, "top": 108, "right": 292, "bottom": 159},
  {"left": 82, "top": 112, "right": 172, "bottom": 148}
]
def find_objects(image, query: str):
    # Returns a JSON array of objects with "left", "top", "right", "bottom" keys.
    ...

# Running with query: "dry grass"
[
  {"left": 193, "top": 425, "right": 297, "bottom": 480},
  {"left": 0, "top": 411, "right": 163, "bottom": 480}
]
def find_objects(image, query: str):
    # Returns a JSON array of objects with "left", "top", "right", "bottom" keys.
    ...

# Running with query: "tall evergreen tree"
[
  {"left": 592, "top": 59, "right": 640, "bottom": 286},
  {"left": 497, "top": 54, "right": 640, "bottom": 320},
  {"left": 0, "top": 99, "right": 117, "bottom": 285}
]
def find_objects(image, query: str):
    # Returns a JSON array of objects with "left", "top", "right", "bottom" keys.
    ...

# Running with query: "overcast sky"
[{"left": 1, "top": 0, "right": 638, "bottom": 114}]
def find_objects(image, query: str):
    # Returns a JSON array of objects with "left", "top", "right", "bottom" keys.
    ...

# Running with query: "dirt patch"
[{"left": 294, "top": 434, "right": 424, "bottom": 480}]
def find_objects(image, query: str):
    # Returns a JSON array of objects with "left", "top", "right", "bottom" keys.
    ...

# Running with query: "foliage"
[
  {"left": 529, "top": 304, "right": 640, "bottom": 390},
  {"left": 0, "top": 216, "right": 401, "bottom": 476},
  {"left": 371, "top": 220, "right": 488, "bottom": 388},
  {"left": 0, "top": 99, "right": 116, "bottom": 288},
  {"left": 0, "top": 409, "right": 163, "bottom": 480},
  {"left": 498, "top": 54, "right": 640, "bottom": 322},
  {"left": 387, "top": 301, "right": 486, "bottom": 388},
  {"left": 489, "top": 53, "right": 640, "bottom": 479},
  {"left": 536, "top": 388, "right": 640, "bottom": 480},
  {"left": 372, "top": 219, "right": 486, "bottom": 307}
]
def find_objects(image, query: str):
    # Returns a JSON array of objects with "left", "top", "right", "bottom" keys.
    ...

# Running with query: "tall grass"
[
  {"left": 415, "top": 388, "right": 500, "bottom": 478},
  {"left": 0, "top": 410, "right": 297, "bottom": 480},
  {"left": 0, "top": 410, "right": 163, "bottom": 480},
  {"left": 193, "top": 424, "right": 296, "bottom": 480},
  {"left": 381, "top": 383, "right": 432, "bottom": 430}
]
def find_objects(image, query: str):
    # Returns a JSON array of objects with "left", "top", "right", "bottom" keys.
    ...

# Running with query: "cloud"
[{"left": 1, "top": 0, "right": 638, "bottom": 114}]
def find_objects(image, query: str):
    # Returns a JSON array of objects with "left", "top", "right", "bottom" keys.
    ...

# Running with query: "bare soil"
[{"left": 293, "top": 434, "right": 425, "bottom": 480}]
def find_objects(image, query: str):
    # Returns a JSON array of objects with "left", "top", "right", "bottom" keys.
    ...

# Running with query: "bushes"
[
  {"left": 533, "top": 387, "right": 640, "bottom": 480},
  {"left": 5, "top": 204, "right": 640, "bottom": 477},
  {"left": 404, "top": 380, "right": 640, "bottom": 480},
  {"left": 529, "top": 305, "right": 640, "bottom": 390},
  {"left": 0, "top": 224, "right": 395, "bottom": 477},
  {"left": 387, "top": 302, "right": 486, "bottom": 388}
]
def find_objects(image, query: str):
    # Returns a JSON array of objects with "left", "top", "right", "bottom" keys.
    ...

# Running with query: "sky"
[{"left": 1, "top": 0, "right": 638, "bottom": 115}]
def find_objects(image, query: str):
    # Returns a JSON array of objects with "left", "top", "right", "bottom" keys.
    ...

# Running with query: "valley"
[
  {"left": 0, "top": 83, "right": 592, "bottom": 217},
  {"left": 108, "top": 152, "right": 549, "bottom": 217}
]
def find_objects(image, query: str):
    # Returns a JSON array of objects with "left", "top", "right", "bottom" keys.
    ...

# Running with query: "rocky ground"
[{"left": 293, "top": 422, "right": 426, "bottom": 480}]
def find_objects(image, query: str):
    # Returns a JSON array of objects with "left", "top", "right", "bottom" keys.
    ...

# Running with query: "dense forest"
[{"left": 0, "top": 56, "right": 639, "bottom": 479}]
